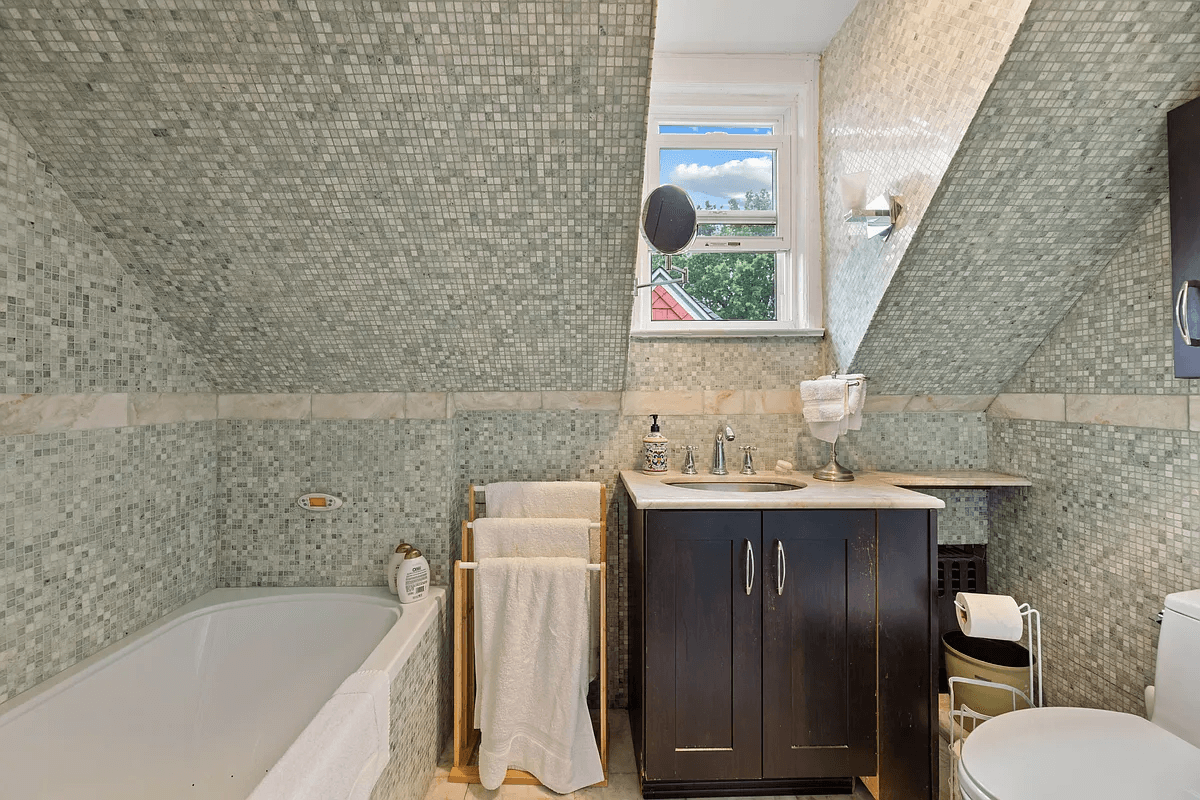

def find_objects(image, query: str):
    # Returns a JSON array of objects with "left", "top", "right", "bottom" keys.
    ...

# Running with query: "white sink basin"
[{"left": 665, "top": 479, "right": 806, "bottom": 493}]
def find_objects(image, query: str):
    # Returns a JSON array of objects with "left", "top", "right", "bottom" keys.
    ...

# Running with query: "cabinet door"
[
  {"left": 761, "top": 510, "right": 877, "bottom": 778},
  {"left": 1170, "top": 96, "right": 1200, "bottom": 378},
  {"left": 644, "top": 510, "right": 763, "bottom": 781}
]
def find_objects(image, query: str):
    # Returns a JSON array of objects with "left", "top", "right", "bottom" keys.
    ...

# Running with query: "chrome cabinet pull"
[
  {"left": 775, "top": 540, "right": 786, "bottom": 595},
  {"left": 1177, "top": 281, "right": 1200, "bottom": 346},
  {"left": 744, "top": 540, "right": 754, "bottom": 596}
]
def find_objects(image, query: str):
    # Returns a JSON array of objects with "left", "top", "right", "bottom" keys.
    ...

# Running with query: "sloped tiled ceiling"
[
  {"left": 0, "top": 2, "right": 653, "bottom": 392},
  {"left": 851, "top": 0, "right": 1200, "bottom": 395}
]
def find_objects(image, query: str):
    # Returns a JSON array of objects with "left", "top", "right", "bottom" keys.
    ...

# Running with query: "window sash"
[{"left": 633, "top": 79, "right": 817, "bottom": 336}]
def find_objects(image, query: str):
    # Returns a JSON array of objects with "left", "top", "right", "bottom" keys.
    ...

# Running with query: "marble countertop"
[
  {"left": 620, "top": 469, "right": 946, "bottom": 510},
  {"left": 867, "top": 470, "right": 1031, "bottom": 488}
]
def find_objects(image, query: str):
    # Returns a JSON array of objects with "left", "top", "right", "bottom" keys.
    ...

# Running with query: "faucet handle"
[
  {"left": 740, "top": 445, "right": 758, "bottom": 475},
  {"left": 679, "top": 444, "right": 698, "bottom": 475}
]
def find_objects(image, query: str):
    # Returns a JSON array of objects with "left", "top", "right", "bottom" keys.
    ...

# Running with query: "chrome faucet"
[{"left": 712, "top": 423, "right": 736, "bottom": 475}]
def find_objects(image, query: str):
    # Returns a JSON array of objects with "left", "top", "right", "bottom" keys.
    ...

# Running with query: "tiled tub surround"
[
  {"left": 0, "top": 422, "right": 217, "bottom": 704},
  {"left": 820, "top": 0, "right": 1031, "bottom": 374},
  {"left": 988, "top": 197, "right": 1200, "bottom": 715},
  {"left": 217, "top": 418, "right": 455, "bottom": 589},
  {"left": 370, "top": 599, "right": 450, "bottom": 800},
  {"left": 2, "top": 99, "right": 218, "bottom": 705}
]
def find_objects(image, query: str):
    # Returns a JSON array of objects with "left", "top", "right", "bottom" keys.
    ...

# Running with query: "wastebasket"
[{"left": 943, "top": 630, "right": 1031, "bottom": 718}]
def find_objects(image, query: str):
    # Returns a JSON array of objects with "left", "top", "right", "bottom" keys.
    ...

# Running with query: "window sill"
[{"left": 629, "top": 327, "right": 825, "bottom": 339}]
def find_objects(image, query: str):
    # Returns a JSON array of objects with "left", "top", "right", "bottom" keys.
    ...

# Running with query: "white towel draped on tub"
[
  {"left": 249, "top": 668, "right": 390, "bottom": 800},
  {"left": 475, "top": 556, "right": 604, "bottom": 793}
]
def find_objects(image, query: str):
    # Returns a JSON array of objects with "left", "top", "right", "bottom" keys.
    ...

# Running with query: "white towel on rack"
[
  {"left": 471, "top": 517, "right": 596, "bottom": 725},
  {"left": 801, "top": 375, "right": 867, "bottom": 443},
  {"left": 483, "top": 481, "right": 602, "bottom": 523},
  {"left": 842, "top": 374, "right": 867, "bottom": 432},
  {"left": 801, "top": 378, "right": 848, "bottom": 443},
  {"left": 475, "top": 557, "right": 603, "bottom": 793},
  {"left": 473, "top": 518, "right": 592, "bottom": 560},
  {"left": 481, "top": 482, "right": 603, "bottom": 682}
]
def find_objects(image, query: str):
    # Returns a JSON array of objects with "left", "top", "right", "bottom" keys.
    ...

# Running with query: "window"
[{"left": 631, "top": 55, "right": 822, "bottom": 337}]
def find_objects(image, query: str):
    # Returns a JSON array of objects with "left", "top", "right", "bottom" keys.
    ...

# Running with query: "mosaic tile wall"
[
  {"left": 625, "top": 338, "right": 825, "bottom": 390},
  {"left": 820, "top": 0, "right": 1030, "bottom": 374},
  {"left": 853, "top": 1, "right": 1200, "bottom": 395},
  {"left": 216, "top": 419, "right": 454, "bottom": 588},
  {"left": 0, "top": 423, "right": 217, "bottom": 703},
  {"left": 1, "top": 110, "right": 210, "bottom": 393},
  {"left": 0, "top": 2, "right": 654, "bottom": 393},
  {"left": 988, "top": 420, "right": 1199, "bottom": 712},
  {"left": 989, "top": 197, "right": 1200, "bottom": 713},
  {"left": 919, "top": 488, "right": 989, "bottom": 546},
  {"left": 370, "top": 601, "right": 449, "bottom": 800},
  {"left": 1, "top": 106, "right": 218, "bottom": 703},
  {"left": 1005, "top": 199, "right": 1187, "bottom": 396}
]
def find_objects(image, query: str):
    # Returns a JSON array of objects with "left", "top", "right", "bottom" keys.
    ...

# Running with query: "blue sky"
[{"left": 658, "top": 147, "right": 774, "bottom": 210}]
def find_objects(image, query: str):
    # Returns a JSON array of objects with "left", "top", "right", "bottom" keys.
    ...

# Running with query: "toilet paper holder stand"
[
  {"left": 951, "top": 599, "right": 1043, "bottom": 712},
  {"left": 947, "top": 602, "right": 1042, "bottom": 798}
]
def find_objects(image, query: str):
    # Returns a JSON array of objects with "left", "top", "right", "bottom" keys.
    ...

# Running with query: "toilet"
[{"left": 957, "top": 588, "right": 1200, "bottom": 799}]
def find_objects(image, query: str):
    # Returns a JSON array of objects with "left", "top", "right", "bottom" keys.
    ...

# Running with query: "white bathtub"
[{"left": 0, "top": 586, "right": 445, "bottom": 800}]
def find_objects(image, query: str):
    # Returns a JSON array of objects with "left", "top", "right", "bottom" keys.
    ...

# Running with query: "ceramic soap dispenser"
[{"left": 642, "top": 414, "right": 669, "bottom": 474}]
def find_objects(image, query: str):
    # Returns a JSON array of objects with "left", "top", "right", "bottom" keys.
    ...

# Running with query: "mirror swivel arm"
[{"left": 632, "top": 254, "right": 688, "bottom": 296}]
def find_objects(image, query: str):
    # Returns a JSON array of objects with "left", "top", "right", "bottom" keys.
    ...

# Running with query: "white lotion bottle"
[
  {"left": 398, "top": 547, "right": 430, "bottom": 604},
  {"left": 387, "top": 543, "right": 412, "bottom": 594}
]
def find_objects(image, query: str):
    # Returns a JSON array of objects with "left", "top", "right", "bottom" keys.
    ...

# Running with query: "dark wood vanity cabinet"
[{"left": 629, "top": 506, "right": 937, "bottom": 799}]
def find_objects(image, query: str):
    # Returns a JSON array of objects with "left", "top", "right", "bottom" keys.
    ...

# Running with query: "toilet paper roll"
[{"left": 955, "top": 592, "right": 1024, "bottom": 641}]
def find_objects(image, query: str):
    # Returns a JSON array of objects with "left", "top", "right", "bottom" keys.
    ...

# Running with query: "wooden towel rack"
[{"left": 449, "top": 483, "right": 608, "bottom": 787}]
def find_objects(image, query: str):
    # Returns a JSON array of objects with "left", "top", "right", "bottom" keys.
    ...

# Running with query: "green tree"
[
  {"left": 651, "top": 251, "right": 776, "bottom": 321},
  {"left": 651, "top": 186, "right": 776, "bottom": 321}
]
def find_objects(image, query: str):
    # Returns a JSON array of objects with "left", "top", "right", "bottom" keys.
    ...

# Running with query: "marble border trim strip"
[
  {"left": 989, "top": 393, "right": 1193, "bottom": 430},
  {"left": 987, "top": 393, "right": 1065, "bottom": 422},
  {"left": 1064, "top": 394, "right": 1187, "bottom": 430},
  {"left": 0, "top": 393, "right": 129, "bottom": 435},
  {"left": 6, "top": 391, "right": 1196, "bottom": 435},
  {"left": 865, "top": 395, "right": 996, "bottom": 413}
]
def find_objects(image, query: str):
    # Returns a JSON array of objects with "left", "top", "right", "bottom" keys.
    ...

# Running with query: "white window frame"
[{"left": 631, "top": 54, "right": 823, "bottom": 337}]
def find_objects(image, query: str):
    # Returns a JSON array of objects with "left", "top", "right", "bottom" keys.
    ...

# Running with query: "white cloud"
[{"left": 668, "top": 156, "right": 772, "bottom": 202}]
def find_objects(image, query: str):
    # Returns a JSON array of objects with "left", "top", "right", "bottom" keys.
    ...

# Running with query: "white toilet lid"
[{"left": 959, "top": 707, "right": 1200, "bottom": 799}]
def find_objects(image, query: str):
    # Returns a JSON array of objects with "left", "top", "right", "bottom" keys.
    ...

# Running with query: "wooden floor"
[{"left": 421, "top": 710, "right": 945, "bottom": 800}]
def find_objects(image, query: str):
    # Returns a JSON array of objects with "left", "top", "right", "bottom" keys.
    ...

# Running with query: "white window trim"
[{"left": 631, "top": 54, "right": 823, "bottom": 338}]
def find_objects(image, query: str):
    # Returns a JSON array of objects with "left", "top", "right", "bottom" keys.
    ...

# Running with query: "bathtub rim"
[{"left": 0, "top": 585, "right": 446, "bottom": 727}]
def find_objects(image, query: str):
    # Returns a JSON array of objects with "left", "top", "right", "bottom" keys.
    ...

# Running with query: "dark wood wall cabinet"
[
  {"left": 629, "top": 506, "right": 938, "bottom": 799},
  {"left": 1169, "top": 95, "right": 1200, "bottom": 378}
]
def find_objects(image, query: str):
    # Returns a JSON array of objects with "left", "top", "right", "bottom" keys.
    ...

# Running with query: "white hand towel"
[
  {"left": 249, "top": 669, "right": 390, "bottom": 800},
  {"left": 475, "top": 557, "right": 603, "bottom": 793},
  {"left": 471, "top": 518, "right": 596, "bottom": 724},
  {"left": 842, "top": 374, "right": 867, "bottom": 433},
  {"left": 800, "top": 378, "right": 848, "bottom": 423}
]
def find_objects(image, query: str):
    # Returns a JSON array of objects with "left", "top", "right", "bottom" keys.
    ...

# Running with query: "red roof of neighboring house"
[
  {"left": 652, "top": 285, "right": 695, "bottom": 320},
  {"left": 648, "top": 267, "right": 719, "bottom": 321}
]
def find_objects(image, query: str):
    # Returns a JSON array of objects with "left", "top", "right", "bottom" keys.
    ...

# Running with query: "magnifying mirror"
[
  {"left": 641, "top": 184, "right": 697, "bottom": 254},
  {"left": 635, "top": 185, "right": 697, "bottom": 295}
]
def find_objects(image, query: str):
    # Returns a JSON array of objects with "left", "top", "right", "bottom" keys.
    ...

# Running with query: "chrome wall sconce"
[{"left": 839, "top": 171, "right": 902, "bottom": 241}]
